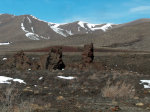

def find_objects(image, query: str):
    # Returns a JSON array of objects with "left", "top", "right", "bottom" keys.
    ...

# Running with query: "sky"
[{"left": 0, "top": 0, "right": 150, "bottom": 24}]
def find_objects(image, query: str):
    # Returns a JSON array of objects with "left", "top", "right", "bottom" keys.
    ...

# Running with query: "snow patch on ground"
[
  {"left": 0, "top": 76, "right": 26, "bottom": 84},
  {"left": 57, "top": 76, "right": 76, "bottom": 80},
  {"left": 140, "top": 80, "right": 150, "bottom": 88},
  {"left": 2, "top": 58, "right": 7, "bottom": 61},
  {"left": 0, "top": 42, "right": 10, "bottom": 45},
  {"left": 39, "top": 77, "right": 43, "bottom": 80},
  {"left": 28, "top": 68, "right": 31, "bottom": 71}
]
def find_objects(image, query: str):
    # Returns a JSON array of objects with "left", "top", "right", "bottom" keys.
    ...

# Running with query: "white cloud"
[{"left": 130, "top": 6, "right": 150, "bottom": 13}]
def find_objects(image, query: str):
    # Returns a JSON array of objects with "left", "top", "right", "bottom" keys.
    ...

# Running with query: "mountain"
[
  {"left": 0, "top": 14, "right": 115, "bottom": 42},
  {"left": 62, "top": 18, "right": 150, "bottom": 51},
  {"left": 0, "top": 14, "right": 150, "bottom": 51}
]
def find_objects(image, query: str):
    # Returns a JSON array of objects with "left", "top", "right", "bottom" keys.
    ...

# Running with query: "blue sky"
[{"left": 0, "top": 0, "right": 150, "bottom": 24}]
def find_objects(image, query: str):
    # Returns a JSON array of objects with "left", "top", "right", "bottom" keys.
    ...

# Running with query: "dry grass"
[
  {"left": 0, "top": 84, "right": 18, "bottom": 112},
  {"left": 0, "top": 84, "right": 33, "bottom": 112},
  {"left": 101, "top": 80, "right": 135, "bottom": 99},
  {"left": 0, "top": 84, "right": 51, "bottom": 112}
]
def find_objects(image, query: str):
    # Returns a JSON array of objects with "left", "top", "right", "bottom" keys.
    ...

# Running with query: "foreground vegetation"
[{"left": 0, "top": 53, "right": 150, "bottom": 111}]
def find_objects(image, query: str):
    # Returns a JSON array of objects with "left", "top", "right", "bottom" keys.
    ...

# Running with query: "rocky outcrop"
[
  {"left": 82, "top": 43, "right": 94, "bottom": 64},
  {"left": 5, "top": 48, "right": 65, "bottom": 70},
  {"left": 38, "top": 47, "right": 65, "bottom": 70},
  {"left": 6, "top": 51, "right": 31, "bottom": 70}
]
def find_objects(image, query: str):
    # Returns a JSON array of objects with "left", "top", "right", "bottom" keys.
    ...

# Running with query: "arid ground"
[{"left": 0, "top": 47, "right": 150, "bottom": 112}]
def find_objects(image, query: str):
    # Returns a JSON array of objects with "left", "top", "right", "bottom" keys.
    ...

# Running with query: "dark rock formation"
[
  {"left": 82, "top": 43, "right": 94, "bottom": 64},
  {"left": 39, "top": 47, "right": 65, "bottom": 70},
  {"left": 5, "top": 48, "right": 65, "bottom": 70}
]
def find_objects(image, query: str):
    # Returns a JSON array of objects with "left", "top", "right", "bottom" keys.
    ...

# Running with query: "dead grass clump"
[
  {"left": 0, "top": 84, "right": 33, "bottom": 112},
  {"left": 101, "top": 80, "right": 135, "bottom": 99}
]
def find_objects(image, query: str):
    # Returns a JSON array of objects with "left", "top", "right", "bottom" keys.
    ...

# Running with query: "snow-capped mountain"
[
  {"left": 0, "top": 14, "right": 116, "bottom": 42},
  {"left": 1, "top": 14, "right": 150, "bottom": 51},
  {"left": 48, "top": 21, "right": 114, "bottom": 37},
  {"left": 25, "top": 15, "right": 115, "bottom": 39}
]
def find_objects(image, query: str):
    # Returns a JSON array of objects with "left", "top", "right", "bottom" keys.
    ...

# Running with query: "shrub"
[{"left": 101, "top": 80, "right": 135, "bottom": 99}]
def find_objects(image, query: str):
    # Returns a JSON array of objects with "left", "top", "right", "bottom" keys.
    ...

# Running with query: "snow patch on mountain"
[
  {"left": 49, "top": 23, "right": 67, "bottom": 37},
  {"left": 66, "top": 30, "right": 73, "bottom": 35},
  {"left": 21, "top": 22, "right": 39, "bottom": 40},
  {"left": 21, "top": 17, "right": 50, "bottom": 40},
  {"left": 40, "top": 36, "right": 50, "bottom": 39},
  {"left": 25, "top": 32, "right": 40, "bottom": 40},
  {"left": 27, "top": 17, "right": 32, "bottom": 23},
  {"left": 86, "top": 23, "right": 97, "bottom": 29},
  {"left": 49, "top": 21, "right": 114, "bottom": 37},
  {"left": 99, "top": 23, "right": 113, "bottom": 31},
  {"left": 77, "top": 21, "right": 114, "bottom": 32},
  {"left": 88, "top": 23, "right": 113, "bottom": 31},
  {"left": 31, "top": 27, "right": 34, "bottom": 33},
  {"left": 78, "top": 21, "right": 85, "bottom": 28},
  {"left": 30, "top": 15, "right": 48, "bottom": 23},
  {"left": 78, "top": 27, "right": 80, "bottom": 31},
  {"left": 21, "top": 23, "right": 28, "bottom": 33},
  {"left": 48, "top": 23, "right": 74, "bottom": 37}
]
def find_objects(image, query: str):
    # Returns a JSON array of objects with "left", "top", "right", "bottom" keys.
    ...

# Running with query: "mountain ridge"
[
  {"left": 0, "top": 14, "right": 116, "bottom": 41},
  {"left": 0, "top": 14, "right": 150, "bottom": 51}
]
